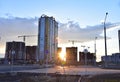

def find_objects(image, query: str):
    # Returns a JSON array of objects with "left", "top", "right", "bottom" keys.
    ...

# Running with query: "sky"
[{"left": 0, "top": 0, "right": 120, "bottom": 61}]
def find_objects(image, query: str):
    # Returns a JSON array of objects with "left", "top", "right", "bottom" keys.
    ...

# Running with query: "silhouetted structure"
[
  {"left": 79, "top": 52, "right": 95, "bottom": 65},
  {"left": 101, "top": 53, "right": 120, "bottom": 64},
  {"left": 66, "top": 47, "right": 77, "bottom": 65},
  {"left": 5, "top": 41, "right": 25, "bottom": 64},
  {"left": 26, "top": 46, "right": 37, "bottom": 63},
  {"left": 37, "top": 15, "right": 58, "bottom": 63}
]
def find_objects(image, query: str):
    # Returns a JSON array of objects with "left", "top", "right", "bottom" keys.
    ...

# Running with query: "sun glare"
[{"left": 59, "top": 48, "right": 66, "bottom": 61}]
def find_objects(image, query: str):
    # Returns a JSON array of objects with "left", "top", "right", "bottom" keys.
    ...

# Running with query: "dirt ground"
[
  {"left": 0, "top": 72, "right": 80, "bottom": 82},
  {"left": 0, "top": 72, "right": 120, "bottom": 82},
  {"left": 81, "top": 73, "right": 120, "bottom": 82}
]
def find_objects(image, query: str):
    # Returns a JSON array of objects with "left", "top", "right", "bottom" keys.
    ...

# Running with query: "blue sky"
[
  {"left": 1, "top": 0, "right": 120, "bottom": 24},
  {"left": 0, "top": 0, "right": 120, "bottom": 61}
]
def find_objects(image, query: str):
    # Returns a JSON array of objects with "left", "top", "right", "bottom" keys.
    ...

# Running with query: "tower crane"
[
  {"left": 18, "top": 35, "right": 37, "bottom": 42},
  {"left": 68, "top": 40, "right": 82, "bottom": 46}
]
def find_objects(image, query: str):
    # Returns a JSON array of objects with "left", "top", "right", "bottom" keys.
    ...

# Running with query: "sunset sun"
[{"left": 59, "top": 48, "right": 66, "bottom": 61}]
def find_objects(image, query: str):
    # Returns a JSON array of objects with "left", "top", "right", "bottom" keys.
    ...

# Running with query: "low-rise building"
[
  {"left": 79, "top": 52, "right": 95, "bottom": 65},
  {"left": 101, "top": 53, "right": 120, "bottom": 64}
]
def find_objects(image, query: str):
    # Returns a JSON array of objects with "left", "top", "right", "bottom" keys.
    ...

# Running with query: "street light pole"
[
  {"left": 104, "top": 12, "right": 108, "bottom": 67},
  {"left": 94, "top": 37, "right": 97, "bottom": 66}
]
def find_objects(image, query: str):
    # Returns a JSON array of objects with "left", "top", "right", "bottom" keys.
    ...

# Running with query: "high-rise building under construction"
[
  {"left": 66, "top": 47, "right": 77, "bottom": 64},
  {"left": 118, "top": 30, "right": 120, "bottom": 52},
  {"left": 37, "top": 15, "right": 58, "bottom": 63},
  {"left": 5, "top": 41, "right": 26, "bottom": 64}
]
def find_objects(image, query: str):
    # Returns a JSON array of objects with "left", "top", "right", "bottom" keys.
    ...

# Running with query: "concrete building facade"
[
  {"left": 79, "top": 52, "right": 95, "bottom": 65},
  {"left": 37, "top": 15, "right": 58, "bottom": 63},
  {"left": 66, "top": 47, "right": 77, "bottom": 64},
  {"left": 5, "top": 41, "right": 26, "bottom": 64},
  {"left": 118, "top": 30, "right": 120, "bottom": 52},
  {"left": 101, "top": 53, "right": 120, "bottom": 64},
  {"left": 26, "top": 46, "right": 37, "bottom": 63}
]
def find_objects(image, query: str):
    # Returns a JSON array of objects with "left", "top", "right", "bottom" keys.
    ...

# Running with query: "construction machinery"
[
  {"left": 68, "top": 40, "right": 82, "bottom": 46},
  {"left": 18, "top": 35, "right": 37, "bottom": 42}
]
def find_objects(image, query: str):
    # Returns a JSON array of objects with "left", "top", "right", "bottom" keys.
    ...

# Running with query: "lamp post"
[
  {"left": 104, "top": 12, "right": 108, "bottom": 67},
  {"left": 94, "top": 37, "right": 97, "bottom": 66}
]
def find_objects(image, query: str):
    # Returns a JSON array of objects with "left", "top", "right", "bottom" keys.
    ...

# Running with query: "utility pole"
[
  {"left": 94, "top": 37, "right": 97, "bottom": 66},
  {"left": 104, "top": 12, "right": 108, "bottom": 67}
]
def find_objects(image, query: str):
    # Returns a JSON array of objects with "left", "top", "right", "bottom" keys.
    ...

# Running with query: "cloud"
[
  {"left": 58, "top": 21, "right": 120, "bottom": 43},
  {"left": 0, "top": 15, "right": 120, "bottom": 45},
  {"left": 0, "top": 16, "right": 38, "bottom": 42}
]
